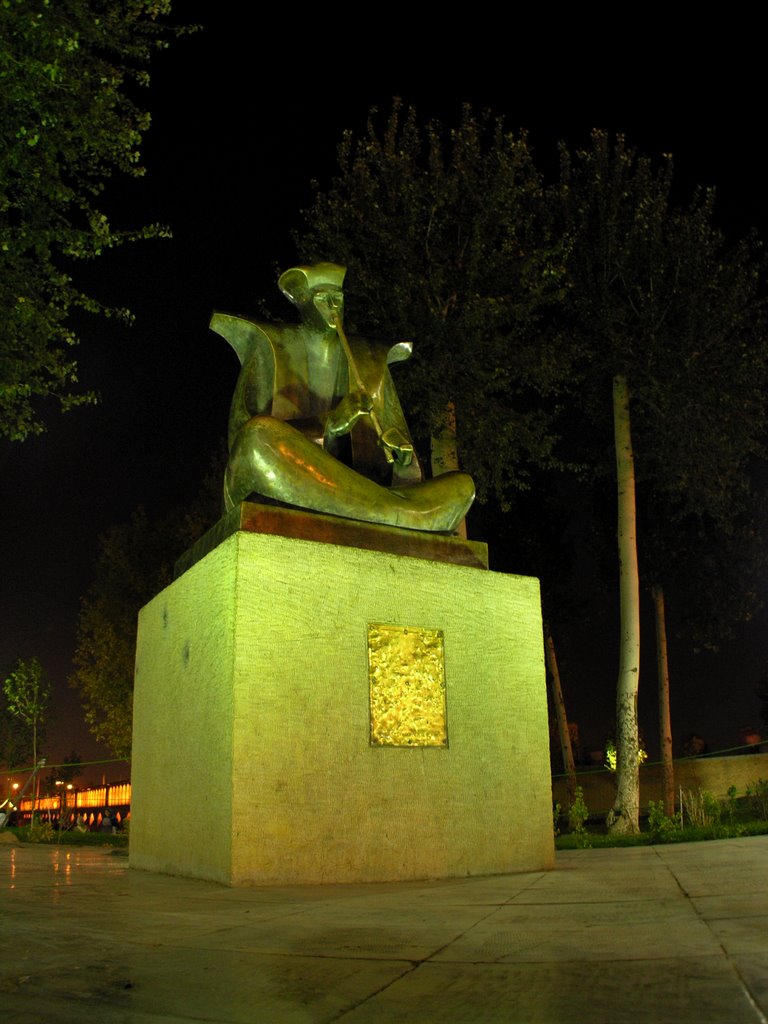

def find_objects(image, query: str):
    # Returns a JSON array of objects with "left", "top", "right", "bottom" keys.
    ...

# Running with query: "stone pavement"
[{"left": 1, "top": 835, "right": 767, "bottom": 1023}]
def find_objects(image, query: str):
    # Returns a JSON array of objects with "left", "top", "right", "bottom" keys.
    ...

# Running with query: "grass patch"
[
  {"left": 555, "top": 809, "right": 768, "bottom": 850},
  {"left": 555, "top": 820, "right": 768, "bottom": 850},
  {"left": 3, "top": 826, "right": 128, "bottom": 848}
]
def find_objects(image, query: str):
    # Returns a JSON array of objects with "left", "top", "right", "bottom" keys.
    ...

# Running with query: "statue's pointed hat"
[{"left": 279, "top": 263, "right": 346, "bottom": 305}]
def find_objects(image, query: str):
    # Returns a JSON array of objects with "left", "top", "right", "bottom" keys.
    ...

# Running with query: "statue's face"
[{"left": 311, "top": 287, "right": 344, "bottom": 330}]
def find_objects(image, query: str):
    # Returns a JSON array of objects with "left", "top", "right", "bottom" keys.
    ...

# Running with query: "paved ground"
[{"left": 1, "top": 835, "right": 767, "bottom": 1023}]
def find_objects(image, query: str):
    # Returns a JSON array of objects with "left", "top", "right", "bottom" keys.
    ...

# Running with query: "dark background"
[{"left": 1, "top": 10, "right": 766, "bottom": 785}]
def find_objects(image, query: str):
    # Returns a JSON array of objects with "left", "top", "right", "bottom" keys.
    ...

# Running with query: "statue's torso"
[{"left": 211, "top": 312, "right": 422, "bottom": 485}]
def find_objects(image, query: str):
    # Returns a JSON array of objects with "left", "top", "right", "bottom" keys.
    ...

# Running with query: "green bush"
[
  {"left": 746, "top": 779, "right": 768, "bottom": 820},
  {"left": 552, "top": 801, "right": 562, "bottom": 838},
  {"left": 5, "top": 826, "right": 128, "bottom": 847},
  {"left": 680, "top": 788, "right": 721, "bottom": 829},
  {"left": 646, "top": 800, "right": 679, "bottom": 842},
  {"left": 568, "top": 786, "right": 592, "bottom": 848},
  {"left": 554, "top": 780, "right": 768, "bottom": 851}
]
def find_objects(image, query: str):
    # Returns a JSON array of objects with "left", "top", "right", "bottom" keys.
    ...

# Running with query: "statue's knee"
[
  {"left": 457, "top": 471, "right": 476, "bottom": 504},
  {"left": 232, "top": 415, "right": 284, "bottom": 454},
  {"left": 227, "top": 417, "right": 279, "bottom": 495}
]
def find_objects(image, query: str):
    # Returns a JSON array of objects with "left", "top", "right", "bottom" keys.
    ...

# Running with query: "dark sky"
[{"left": 2, "top": 10, "right": 766, "bottom": 785}]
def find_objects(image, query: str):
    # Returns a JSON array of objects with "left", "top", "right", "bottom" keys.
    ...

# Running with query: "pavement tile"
[
  {"left": 517, "top": 847, "right": 683, "bottom": 904},
  {"left": 339, "top": 958, "right": 764, "bottom": 1024},
  {"left": 731, "top": 955, "right": 768, "bottom": 1016},
  {"left": 431, "top": 899, "right": 720, "bottom": 963},
  {"left": 160, "top": 905, "right": 493, "bottom": 961},
  {"left": 653, "top": 836, "right": 768, "bottom": 898},
  {"left": 692, "top": 893, "right": 768, "bottom": 921},
  {"left": 705, "top": 916, "right": 768, "bottom": 955},
  {"left": 2, "top": 946, "right": 412, "bottom": 1024},
  {"left": 2, "top": 838, "right": 768, "bottom": 1023}
]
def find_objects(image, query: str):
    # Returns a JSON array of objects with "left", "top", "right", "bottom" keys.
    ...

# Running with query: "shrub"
[
  {"left": 568, "top": 786, "right": 591, "bottom": 848},
  {"left": 680, "top": 788, "right": 721, "bottom": 829},
  {"left": 746, "top": 779, "right": 768, "bottom": 820},
  {"left": 646, "top": 800, "right": 679, "bottom": 842},
  {"left": 553, "top": 801, "right": 562, "bottom": 838}
]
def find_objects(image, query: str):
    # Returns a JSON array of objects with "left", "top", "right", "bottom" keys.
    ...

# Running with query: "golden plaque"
[{"left": 367, "top": 624, "right": 447, "bottom": 747}]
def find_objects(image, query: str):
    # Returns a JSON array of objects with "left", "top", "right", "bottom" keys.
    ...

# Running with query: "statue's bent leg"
[{"left": 225, "top": 416, "right": 474, "bottom": 533}]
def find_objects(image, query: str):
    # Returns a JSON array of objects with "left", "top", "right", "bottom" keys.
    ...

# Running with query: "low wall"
[{"left": 552, "top": 752, "right": 768, "bottom": 817}]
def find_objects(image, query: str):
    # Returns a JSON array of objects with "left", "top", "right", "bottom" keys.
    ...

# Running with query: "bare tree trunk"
[
  {"left": 32, "top": 720, "right": 38, "bottom": 820},
  {"left": 430, "top": 401, "right": 467, "bottom": 540},
  {"left": 652, "top": 583, "right": 675, "bottom": 816},
  {"left": 544, "top": 623, "right": 577, "bottom": 803},
  {"left": 608, "top": 374, "right": 641, "bottom": 834}
]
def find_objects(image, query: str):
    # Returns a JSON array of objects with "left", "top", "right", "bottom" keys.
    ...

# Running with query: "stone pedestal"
[{"left": 130, "top": 517, "right": 553, "bottom": 885}]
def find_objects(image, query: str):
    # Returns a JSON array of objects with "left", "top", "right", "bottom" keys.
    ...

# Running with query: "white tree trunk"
[
  {"left": 652, "top": 583, "right": 675, "bottom": 816},
  {"left": 607, "top": 374, "right": 641, "bottom": 834}
]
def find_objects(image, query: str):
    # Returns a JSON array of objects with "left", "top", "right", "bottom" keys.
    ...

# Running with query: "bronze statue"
[{"left": 211, "top": 263, "right": 474, "bottom": 533}]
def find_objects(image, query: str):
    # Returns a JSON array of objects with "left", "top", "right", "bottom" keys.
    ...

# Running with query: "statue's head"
[{"left": 279, "top": 263, "right": 346, "bottom": 330}]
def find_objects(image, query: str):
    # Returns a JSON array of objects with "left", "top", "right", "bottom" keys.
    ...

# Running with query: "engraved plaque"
[{"left": 367, "top": 624, "right": 447, "bottom": 747}]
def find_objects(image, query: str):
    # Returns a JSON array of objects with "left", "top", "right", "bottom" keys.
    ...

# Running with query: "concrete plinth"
[{"left": 130, "top": 526, "right": 553, "bottom": 885}]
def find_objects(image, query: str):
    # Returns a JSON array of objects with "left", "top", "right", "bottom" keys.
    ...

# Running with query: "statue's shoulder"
[{"left": 209, "top": 312, "right": 298, "bottom": 367}]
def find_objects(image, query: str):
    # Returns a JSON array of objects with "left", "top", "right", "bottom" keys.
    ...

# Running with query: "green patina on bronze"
[{"left": 210, "top": 263, "right": 475, "bottom": 533}]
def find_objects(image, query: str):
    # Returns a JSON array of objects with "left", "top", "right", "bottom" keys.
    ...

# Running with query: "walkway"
[{"left": 1, "top": 835, "right": 767, "bottom": 1022}]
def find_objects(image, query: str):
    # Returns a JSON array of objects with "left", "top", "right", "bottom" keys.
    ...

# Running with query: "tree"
[
  {"left": 558, "top": 131, "right": 767, "bottom": 832},
  {"left": 544, "top": 622, "right": 577, "bottom": 801},
  {"left": 70, "top": 453, "right": 224, "bottom": 755},
  {"left": 0, "top": 0, "right": 185, "bottom": 441},
  {"left": 43, "top": 751, "right": 83, "bottom": 792},
  {"left": 295, "top": 100, "right": 571, "bottom": 509},
  {"left": 70, "top": 508, "right": 178, "bottom": 757},
  {"left": 3, "top": 657, "right": 50, "bottom": 813},
  {"left": 0, "top": 688, "right": 32, "bottom": 772},
  {"left": 644, "top": 490, "right": 767, "bottom": 811},
  {"left": 296, "top": 110, "right": 767, "bottom": 836}
]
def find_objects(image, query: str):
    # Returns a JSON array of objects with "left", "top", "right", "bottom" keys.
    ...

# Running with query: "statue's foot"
[{"left": 389, "top": 472, "right": 475, "bottom": 533}]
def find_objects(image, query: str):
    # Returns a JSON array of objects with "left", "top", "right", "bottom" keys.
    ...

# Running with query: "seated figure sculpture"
[{"left": 210, "top": 263, "right": 475, "bottom": 533}]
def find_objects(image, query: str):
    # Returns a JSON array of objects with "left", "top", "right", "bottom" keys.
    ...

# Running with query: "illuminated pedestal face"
[{"left": 130, "top": 530, "right": 553, "bottom": 885}]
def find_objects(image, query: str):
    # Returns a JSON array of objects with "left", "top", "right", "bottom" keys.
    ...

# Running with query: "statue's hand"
[
  {"left": 325, "top": 391, "right": 373, "bottom": 437},
  {"left": 379, "top": 427, "right": 414, "bottom": 467}
]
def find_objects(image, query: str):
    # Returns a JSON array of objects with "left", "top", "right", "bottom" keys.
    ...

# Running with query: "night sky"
[{"left": 2, "top": 11, "right": 766, "bottom": 785}]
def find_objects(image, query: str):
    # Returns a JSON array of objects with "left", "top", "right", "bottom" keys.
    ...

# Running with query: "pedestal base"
[{"left": 130, "top": 529, "right": 553, "bottom": 885}]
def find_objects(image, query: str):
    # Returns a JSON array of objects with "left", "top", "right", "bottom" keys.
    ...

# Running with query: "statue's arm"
[
  {"left": 324, "top": 390, "right": 373, "bottom": 439},
  {"left": 210, "top": 313, "right": 276, "bottom": 444},
  {"left": 368, "top": 340, "right": 422, "bottom": 476}
]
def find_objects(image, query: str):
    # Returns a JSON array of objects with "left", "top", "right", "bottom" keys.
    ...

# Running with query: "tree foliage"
[
  {"left": 295, "top": 99, "right": 572, "bottom": 506},
  {"left": 560, "top": 131, "right": 768, "bottom": 650},
  {"left": 558, "top": 130, "right": 767, "bottom": 517},
  {"left": 2, "top": 656, "right": 50, "bottom": 768},
  {"left": 43, "top": 751, "right": 83, "bottom": 794},
  {"left": 0, "top": 688, "right": 32, "bottom": 771},
  {"left": 70, "top": 455, "right": 223, "bottom": 756},
  {"left": 0, "top": 0, "right": 184, "bottom": 440},
  {"left": 70, "top": 508, "right": 179, "bottom": 758}
]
